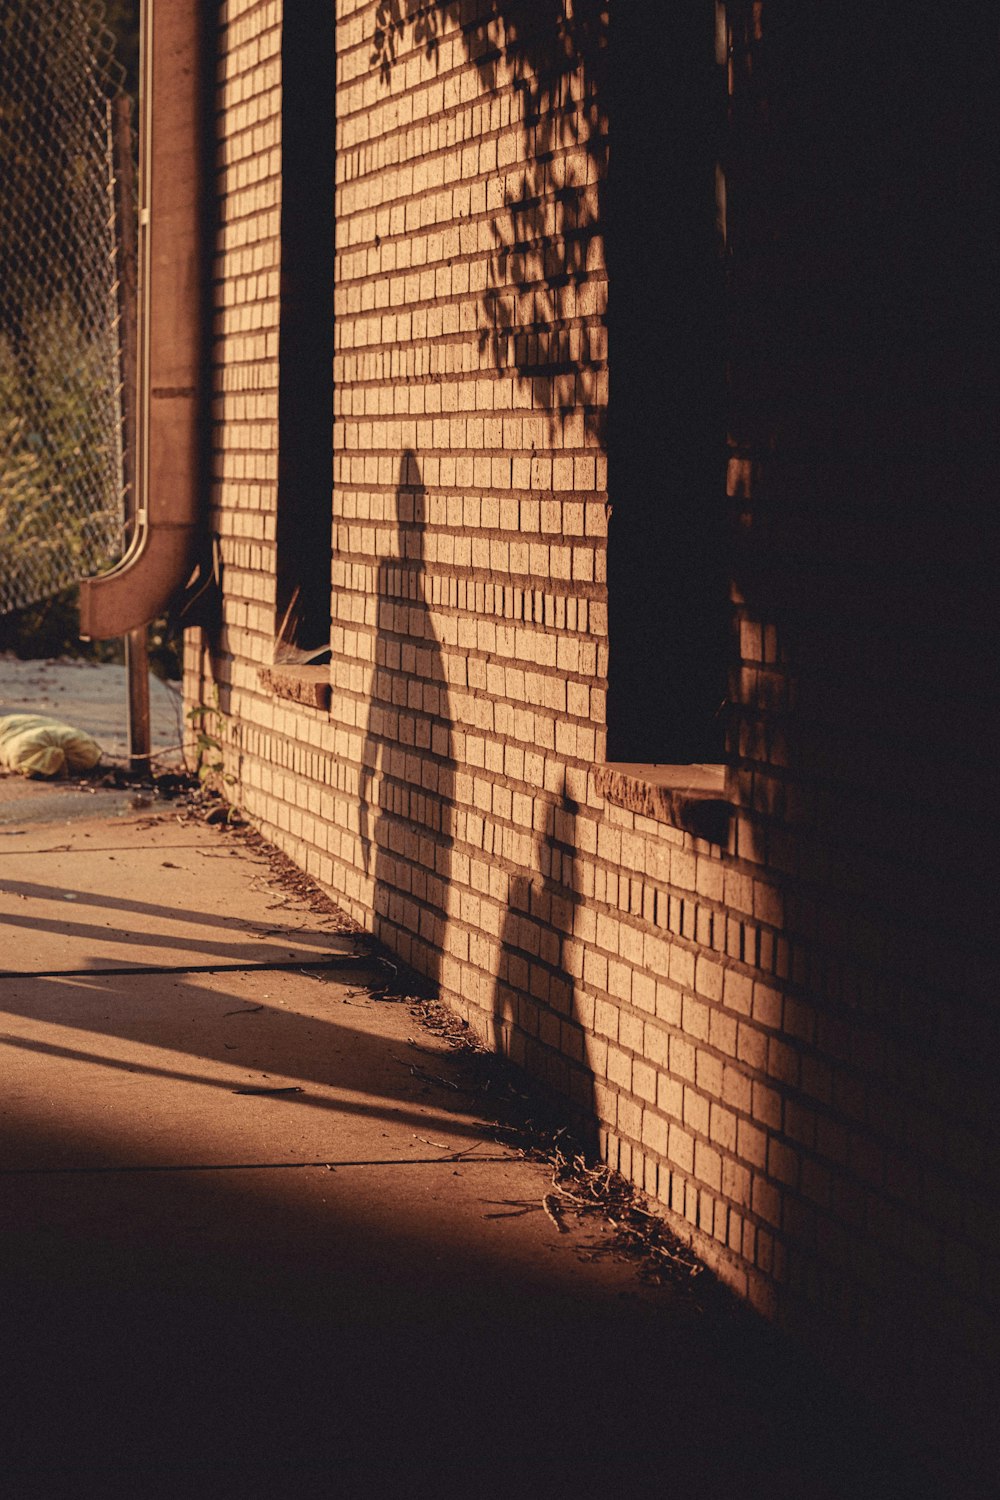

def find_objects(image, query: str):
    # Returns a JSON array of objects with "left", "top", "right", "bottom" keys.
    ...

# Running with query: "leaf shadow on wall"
[
  {"left": 372, "top": 0, "right": 609, "bottom": 446},
  {"left": 359, "top": 451, "right": 456, "bottom": 984}
]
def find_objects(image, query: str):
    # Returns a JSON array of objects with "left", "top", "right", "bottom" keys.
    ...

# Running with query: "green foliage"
[
  {"left": 1, "top": 0, "right": 132, "bottom": 628},
  {"left": 187, "top": 694, "right": 237, "bottom": 805},
  {"left": 0, "top": 307, "right": 123, "bottom": 618}
]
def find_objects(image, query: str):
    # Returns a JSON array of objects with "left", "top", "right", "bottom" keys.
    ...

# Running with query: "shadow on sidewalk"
[{"left": 0, "top": 1093, "right": 921, "bottom": 1492}]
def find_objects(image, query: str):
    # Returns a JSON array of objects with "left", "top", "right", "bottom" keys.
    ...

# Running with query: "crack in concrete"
[
  {"left": 0, "top": 954, "right": 377, "bottom": 980},
  {"left": 0, "top": 1154, "right": 514, "bottom": 1177}
]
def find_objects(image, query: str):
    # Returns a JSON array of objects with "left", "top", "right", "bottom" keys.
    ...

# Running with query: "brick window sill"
[
  {"left": 258, "top": 664, "right": 331, "bottom": 712},
  {"left": 595, "top": 762, "right": 731, "bottom": 845}
]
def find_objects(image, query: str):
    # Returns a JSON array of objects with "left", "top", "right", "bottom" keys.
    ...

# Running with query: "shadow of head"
[{"left": 394, "top": 447, "right": 428, "bottom": 557}]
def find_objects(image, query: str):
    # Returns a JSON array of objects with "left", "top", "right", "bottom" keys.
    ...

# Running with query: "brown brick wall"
[{"left": 191, "top": 0, "right": 999, "bottom": 1408}]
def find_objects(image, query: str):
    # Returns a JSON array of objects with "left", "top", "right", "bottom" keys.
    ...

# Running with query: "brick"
[
  {"left": 695, "top": 1141, "right": 723, "bottom": 1193},
  {"left": 668, "top": 1126, "right": 695, "bottom": 1174},
  {"left": 768, "top": 1138, "right": 800, "bottom": 1189},
  {"left": 738, "top": 1120, "right": 767, "bottom": 1170},
  {"left": 684, "top": 1088, "right": 710, "bottom": 1137}
]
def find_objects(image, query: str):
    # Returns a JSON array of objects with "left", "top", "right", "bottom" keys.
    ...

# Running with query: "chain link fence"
[{"left": 0, "top": 0, "right": 128, "bottom": 617}]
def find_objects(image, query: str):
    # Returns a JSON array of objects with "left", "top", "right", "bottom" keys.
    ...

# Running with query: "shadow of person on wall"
[
  {"left": 358, "top": 451, "right": 455, "bottom": 986},
  {"left": 491, "top": 778, "right": 595, "bottom": 1141}
]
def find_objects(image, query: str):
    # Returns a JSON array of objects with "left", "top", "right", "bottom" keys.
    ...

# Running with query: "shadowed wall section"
[
  {"left": 275, "top": 0, "right": 335, "bottom": 656},
  {"left": 721, "top": 0, "right": 1000, "bottom": 1424},
  {"left": 605, "top": 2, "right": 729, "bottom": 762}
]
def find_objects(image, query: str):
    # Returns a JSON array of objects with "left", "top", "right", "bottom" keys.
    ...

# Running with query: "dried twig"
[
  {"left": 482, "top": 1199, "right": 539, "bottom": 1220},
  {"left": 390, "top": 1055, "right": 464, "bottom": 1092},
  {"left": 412, "top": 1134, "right": 499, "bottom": 1162},
  {"left": 542, "top": 1193, "right": 569, "bottom": 1234}
]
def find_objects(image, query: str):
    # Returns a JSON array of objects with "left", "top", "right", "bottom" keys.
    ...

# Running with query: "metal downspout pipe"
[{"left": 79, "top": 0, "right": 208, "bottom": 644}]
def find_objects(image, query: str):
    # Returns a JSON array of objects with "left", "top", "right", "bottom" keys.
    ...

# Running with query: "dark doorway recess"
[
  {"left": 275, "top": 0, "right": 335, "bottom": 658},
  {"left": 605, "top": 3, "right": 729, "bottom": 764}
]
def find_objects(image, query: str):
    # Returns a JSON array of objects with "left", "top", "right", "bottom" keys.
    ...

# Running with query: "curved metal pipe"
[{"left": 79, "top": 0, "right": 206, "bottom": 640}]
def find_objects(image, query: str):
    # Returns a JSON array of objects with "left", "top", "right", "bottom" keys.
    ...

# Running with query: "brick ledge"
[
  {"left": 258, "top": 664, "right": 331, "bottom": 711},
  {"left": 595, "top": 762, "right": 731, "bottom": 844}
]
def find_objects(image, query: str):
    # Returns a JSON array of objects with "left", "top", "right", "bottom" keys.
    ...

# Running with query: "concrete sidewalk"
[{"left": 0, "top": 787, "right": 927, "bottom": 1490}]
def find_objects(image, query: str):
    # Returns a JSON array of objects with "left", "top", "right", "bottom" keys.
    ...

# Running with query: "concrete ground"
[{"left": 0, "top": 708, "right": 938, "bottom": 1489}]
